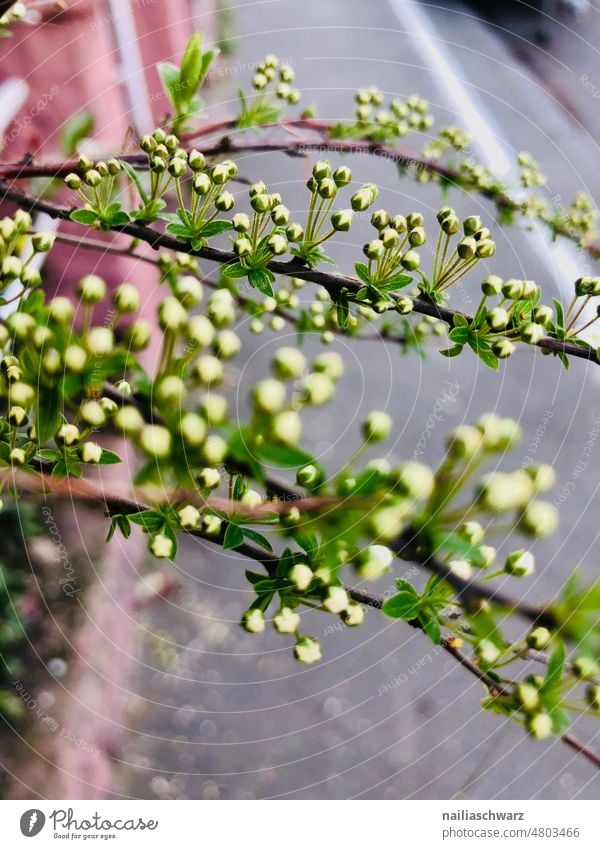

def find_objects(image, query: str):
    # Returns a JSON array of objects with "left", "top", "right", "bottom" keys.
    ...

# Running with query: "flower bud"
[
  {"left": 532, "top": 305, "right": 553, "bottom": 327},
  {"left": 520, "top": 322, "right": 545, "bottom": 345},
  {"left": 250, "top": 192, "right": 271, "bottom": 213},
  {"left": 199, "top": 393, "right": 228, "bottom": 426},
  {"left": 364, "top": 239, "right": 384, "bottom": 260},
  {"left": 294, "top": 636, "right": 322, "bottom": 664},
  {"left": 273, "top": 607, "right": 300, "bottom": 634},
  {"left": 331, "top": 209, "right": 353, "bottom": 232},
  {"left": 476, "top": 239, "right": 496, "bottom": 258},
  {"left": 525, "top": 712, "right": 553, "bottom": 739},
  {"left": 313, "top": 351, "right": 344, "bottom": 380},
  {"left": 504, "top": 550, "right": 535, "bottom": 577},
  {"left": 78, "top": 274, "right": 106, "bottom": 304},
  {"left": 333, "top": 165, "right": 352, "bottom": 187},
  {"left": 322, "top": 586, "right": 349, "bottom": 614},
  {"left": 21, "top": 267, "right": 42, "bottom": 288},
  {"left": 441, "top": 214, "right": 460, "bottom": 235},
  {"left": 395, "top": 462, "right": 435, "bottom": 500},
  {"left": 267, "top": 233, "right": 288, "bottom": 255},
  {"left": 502, "top": 279, "right": 524, "bottom": 300},
  {"left": 168, "top": 157, "right": 186, "bottom": 178},
  {"left": 8, "top": 381, "right": 34, "bottom": 407},
  {"left": 301, "top": 372, "right": 335, "bottom": 405},
  {"left": 31, "top": 231, "right": 55, "bottom": 253},
  {"left": 195, "top": 355, "right": 224, "bottom": 386},
  {"left": 187, "top": 315, "right": 215, "bottom": 349},
  {"left": 56, "top": 424, "right": 80, "bottom": 447},
  {"left": 312, "top": 160, "right": 331, "bottom": 181},
  {"left": 2, "top": 256, "right": 22, "bottom": 279},
  {"left": 8, "top": 406, "right": 27, "bottom": 427},
  {"left": 86, "top": 327, "right": 114, "bottom": 356},
  {"left": 113, "top": 282, "right": 140, "bottom": 313},
  {"left": 65, "top": 173, "right": 81, "bottom": 190},
  {"left": 272, "top": 410, "right": 302, "bottom": 444},
  {"left": 446, "top": 425, "right": 483, "bottom": 459},
  {"left": 273, "top": 346, "right": 307, "bottom": 379},
  {"left": 361, "top": 411, "right": 392, "bottom": 442},
  {"left": 79, "top": 442, "right": 103, "bottom": 463},
  {"left": 463, "top": 215, "right": 482, "bottom": 236},
  {"left": 515, "top": 682, "right": 541, "bottom": 712},
  {"left": 178, "top": 505, "right": 201, "bottom": 529},
  {"left": 351, "top": 183, "right": 378, "bottom": 211},
  {"left": 48, "top": 296, "right": 75, "bottom": 324},
  {"left": 254, "top": 378, "right": 286, "bottom": 413},
  {"left": 526, "top": 627, "right": 552, "bottom": 650},
  {"left": 409, "top": 226, "right": 426, "bottom": 247},
  {"left": 197, "top": 467, "right": 221, "bottom": 489},
  {"left": 487, "top": 307, "right": 509, "bottom": 330},
  {"left": 7, "top": 311, "right": 35, "bottom": 339},
  {"left": 476, "top": 639, "right": 501, "bottom": 666},
  {"left": 80, "top": 400, "right": 106, "bottom": 427},
  {"left": 289, "top": 563, "right": 313, "bottom": 591},
  {"left": 519, "top": 500, "right": 558, "bottom": 537},
  {"left": 139, "top": 424, "right": 172, "bottom": 459},
  {"left": 481, "top": 275, "right": 502, "bottom": 296},
  {"left": 400, "top": 249, "right": 420, "bottom": 270},
  {"left": 457, "top": 237, "right": 477, "bottom": 260},
  {"left": 201, "top": 435, "right": 227, "bottom": 466},
  {"left": 158, "top": 296, "right": 188, "bottom": 332},
  {"left": 585, "top": 685, "right": 600, "bottom": 711},
  {"left": 173, "top": 275, "right": 203, "bottom": 307},
  {"left": 193, "top": 173, "right": 211, "bottom": 195},
  {"left": 207, "top": 289, "right": 235, "bottom": 326},
  {"left": 215, "top": 191, "right": 234, "bottom": 212},
  {"left": 341, "top": 603, "right": 365, "bottom": 626},
  {"left": 150, "top": 534, "right": 174, "bottom": 560},
  {"left": 371, "top": 209, "right": 390, "bottom": 230},
  {"left": 355, "top": 545, "right": 393, "bottom": 581},
  {"left": 10, "top": 447, "right": 26, "bottom": 466},
  {"left": 491, "top": 339, "right": 515, "bottom": 359},
  {"left": 232, "top": 213, "right": 250, "bottom": 233},
  {"left": 458, "top": 521, "right": 484, "bottom": 545},
  {"left": 572, "top": 656, "right": 600, "bottom": 680},
  {"left": 114, "top": 406, "right": 144, "bottom": 435}
]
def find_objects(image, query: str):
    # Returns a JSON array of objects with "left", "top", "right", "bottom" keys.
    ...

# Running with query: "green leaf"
[
  {"left": 128, "top": 510, "right": 165, "bottom": 533},
  {"left": 157, "top": 61, "right": 182, "bottom": 110},
  {"left": 98, "top": 449, "right": 121, "bottom": 465},
  {"left": 70, "top": 208, "right": 99, "bottom": 226},
  {"left": 221, "top": 261, "right": 248, "bottom": 279},
  {"left": 553, "top": 297, "right": 565, "bottom": 331},
  {"left": 223, "top": 523, "right": 244, "bottom": 550},
  {"left": 439, "top": 344, "right": 463, "bottom": 358},
  {"left": 354, "top": 262, "right": 371, "bottom": 285},
  {"left": 248, "top": 267, "right": 275, "bottom": 296},
  {"left": 453, "top": 313, "right": 469, "bottom": 328},
  {"left": 336, "top": 295, "right": 349, "bottom": 329},
  {"left": 120, "top": 159, "right": 149, "bottom": 205},
  {"left": 257, "top": 441, "right": 314, "bottom": 469},
  {"left": 542, "top": 641, "right": 565, "bottom": 693},
  {"left": 242, "top": 528, "right": 273, "bottom": 552},
  {"left": 419, "top": 608, "right": 442, "bottom": 644},
  {"left": 179, "top": 33, "right": 203, "bottom": 100},
  {"left": 449, "top": 326, "right": 470, "bottom": 344},
  {"left": 60, "top": 110, "right": 94, "bottom": 157},
  {"left": 199, "top": 220, "right": 233, "bottom": 237},
  {"left": 382, "top": 591, "right": 421, "bottom": 620},
  {"left": 35, "top": 385, "right": 62, "bottom": 445}
]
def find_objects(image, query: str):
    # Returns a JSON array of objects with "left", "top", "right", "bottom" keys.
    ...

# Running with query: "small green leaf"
[
  {"left": 98, "top": 449, "right": 121, "bottom": 465},
  {"left": 128, "top": 510, "right": 165, "bottom": 533},
  {"left": 419, "top": 608, "right": 442, "bottom": 644},
  {"left": 248, "top": 267, "right": 275, "bottom": 296},
  {"left": 382, "top": 591, "right": 421, "bottom": 620},
  {"left": 70, "top": 208, "right": 99, "bottom": 226},
  {"left": 257, "top": 441, "right": 314, "bottom": 468},
  {"left": 542, "top": 641, "right": 565, "bottom": 693},
  {"left": 35, "top": 385, "right": 62, "bottom": 445},
  {"left": 223, "top": 523, "right": 245, "bottom": 550},
  {"left": 242, "top": 528, "right": 273, "bottom": 552},
  {"left": 439, "top": 344, "right": 463, "bottom": 358},
  {"left": 120, "top": 159, "right": 149, "bottom": 204},
  {"left": 354, "top": 262, "right": 371, "bottom": 285}
]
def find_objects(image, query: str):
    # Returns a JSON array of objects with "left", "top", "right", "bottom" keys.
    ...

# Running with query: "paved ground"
[{"left": 112, "top": 0, "right": 600, "bottom": 799}]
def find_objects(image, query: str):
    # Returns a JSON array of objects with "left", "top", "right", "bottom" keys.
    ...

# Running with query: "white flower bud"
[
  {"left": 9, "top": 381, "right": 35, "bottom": 407},
  {"left": 272, "top": 410, "right": 302, "bottom": 444},
  {"left": 7, "top": 311, "right": 35, "bottom": 339},
  {"left": 31, "top": 231, "right": 55, "bottom": 253},
  {"left": 458, "top": 521, "right": 484, "bottom": 545},
  {"left": 312, "top": 351, "right": 344, "bottom": 380},
  {"left": 114, "top": 406, "right": 144, "bottom": 435},
  {"left": 139, "top": 424, "right": 172, "bottom": 459},
  {"left": 322, "top": 586, "right": 349, "bottom": 614},
  {"left": 215, "top": 329, "right": 241, "bottom": 359},
  {"left": 272, "top": 346, "right": 307, "bottom": 380},
  {"left": 519, "top": 501, "right": 558, "bottom": 537},
  {"left": 297, "top": 464, "right": 320, "bottom": 487},
  {"left": 80, "top": 442, "right": 103, "bottom": 463},
  {"left": 150, "top": 533, "right": 174, "bottom": 559},
  {"left": 301, "top": 372, "right": 335, "bottom": 405},
  {"left": 8, "top": 406, "right": 27, "bottom": 427},
  {"left": 525, "top": 713, "right": 553, "bottom": 740},
  {"left": 294, "top": 636, "right": 322, "bottom": 664},
  {"left": 341, "top": 603, "right": 365, "bottom": 627},
  {"left": 202, "top": 514, "right": 222, "bottom": 536},
  {"left": 180, "top": 412, "right": 207, "bottom": 447},
  {"left": 197, "top": 467, "right": 221, "bottom": 489},
  {"left": 199, "top": 393, "right": 228, "bottom": 426},
  {"left": 479, "top": 471, "right": 534, "bottom": 512},
  {"left": 504, "top": 549, "right": 535, "bottom": 577},
  {"left": 201, "top": 435, "right": 227, "bottom": 466},
  {"left": 360, "top": 410, "right": 391, "bottom": 442},
  {"left": 195, "top": 355, "right": 224, "bottom": 386},
  {"left": 48, "top": 296, "right": 75, "bottom": 324},
  {"left": 481, "top": 275, "right": 502, "bottom": 296},
  {"left": 526, "top": 627, "right": 552, "bottom": 650},
  {"left": 356, "top": 544, "right": 393, "bottom": 580},
  {"left": 78, "top": 274, "right": 106, "bottom": 304},
  {"left": 394, "top": 462, "right": 434, "bottom": 500},
  {"left": 487, "top": 307, "right": 510, "bottom": 330},
  {"left": 86, "top": 327, "right": 114, "bottom": 356},
  {"left": 187, "top": 315, "right": 215, "bottom": 349},
  {"left": 476, "top": 414, "right": 521, "bottom": 451},
  {"left": 476, "top": 639, "right": 501, "bottom": 666},
  {"left": 158, "top": 296, "right": 188, "bottom": 332},
  {"left": 178, "top": 505, "right": 201, "bottom": 528},
  {"left": 56, "top": 424, "right": 80, "bottom": 447},
  {"left": 448, "top": 559, "right": 473, "bottom": 580},
  {"left": 80, "top": 400, "right": 106, "bottom": 427},
  {"left": 331, "top": 209, "right": 353, "bottom": 231},
  {"left": 273, "top": 607, "right": 300, "bottom": 634},
  {"left": 10, "top": 447, "right": 26, "bottom": 465},
  {"left": 289, "top": 563, "right": 313, "bottom": 591},
  {"left": 242, "top": 608, "right": 265, "bottom": 633},
  {"left": 478, "top": 545, "right": 496, "bottom": 568},
  {"left": 254, "top": 378, "right": 286, "bottom": 414},
  {"left": 207, "top": 289, "right": 235, "bottom": 327}
]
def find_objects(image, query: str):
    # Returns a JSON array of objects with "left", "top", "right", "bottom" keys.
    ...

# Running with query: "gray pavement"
[{"left": 114, "top": 0, "right": 600, "bottom": 799}]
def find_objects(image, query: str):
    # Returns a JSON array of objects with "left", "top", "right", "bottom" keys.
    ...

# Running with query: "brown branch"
[{"left": 1, "top": 181, "right": 597, "bottom": 366}]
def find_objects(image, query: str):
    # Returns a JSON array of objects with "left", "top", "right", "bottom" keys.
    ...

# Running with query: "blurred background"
[{"left": 1, "top": 0, "right": 600, "bottom": 800}]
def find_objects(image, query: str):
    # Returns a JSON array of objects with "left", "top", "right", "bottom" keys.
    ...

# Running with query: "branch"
[{"left": 1, "top": 182, "right": 597, "bottom": 366}]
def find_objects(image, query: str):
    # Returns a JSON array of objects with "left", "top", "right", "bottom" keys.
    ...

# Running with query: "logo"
[{"left": 20, "top": 810, "right": 46, "bottom": 837}]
